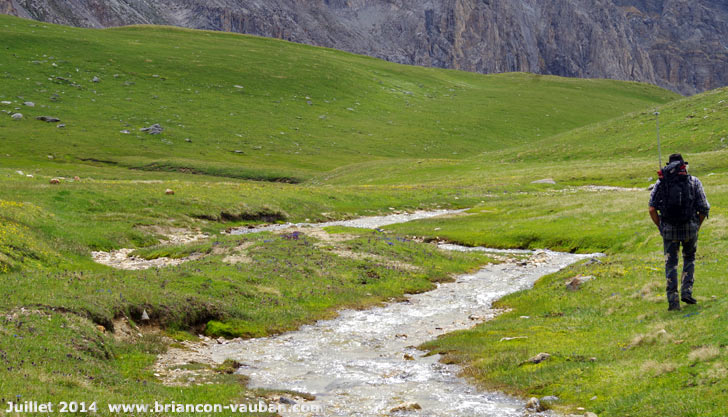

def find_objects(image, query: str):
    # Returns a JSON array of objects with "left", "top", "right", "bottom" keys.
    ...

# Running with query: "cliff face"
[{"left": 6, "top": 0, "right": 728, "bottom": 94}]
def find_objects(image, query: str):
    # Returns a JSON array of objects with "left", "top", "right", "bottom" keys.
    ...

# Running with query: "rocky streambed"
[
  {"left": 170, "top": 246, "right": 597, "bottom": 416},
  {"left": 99, "top": 209, "right": 598, "bottom": 415}
]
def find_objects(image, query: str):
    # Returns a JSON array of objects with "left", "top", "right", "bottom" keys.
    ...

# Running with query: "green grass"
[
  {"left": 0, "top": 15, "right": 675, "bottom": 181},
  {"left": 2, "top": 12, "right": 728, "bottom": 417}
]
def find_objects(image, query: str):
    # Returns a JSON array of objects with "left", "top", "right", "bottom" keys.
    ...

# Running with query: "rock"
[
  {"left": 15, "top": 170, "right": 24, "bottom": 175},
  {"left": 92, "top": 76, "right": 100, "bottom": 82},
  {"left": 11, "top": 113, "right": 22, "bottom": 120},
  {"left": 584, "top": 258, "right": 602, "bottom": 266},
  {"left": 403, "top": 354, "right": 414, "bottom": 361},
  {"left": 140, "top": 123, "right": 163, "bottom": 134},
  {"left": 584, "top": 413, "right": 598, "bottom": 417},
  {"left": 390, "top": 402, "right": 421, "bottom": 412},
  {"left": 120, "top": 130, "right": 130, "bottom": 134},
  {"left": 165, "top": 189, "right": 175, "bottom": 195},
  {"left": 541, "top": 395, "right": 560, "bottom": 403},
  {"left": 57, "top": 123, "right": 65, "bottom": 128},
  {"left": 234, "top": 85, "right": 244, "bottom": 89},
  {"left": 185, "top": 138, "right": 192, "bottom": 142},
  {"left": 141, "top": 309, "right": 150, "bottom": 321},
  {"left": 531, "top": 178, "right": 556, "bottom": 184},
  {"left": 526, "top": 352, "right": 551, "bottom": 364},
  {"left": 73, "top": 176, "right": 81, "bottom": 181},
  {"left": 49, "top": 178, "right": 60, "bottom": 184},
  {"left": 278, "top": 397, "right": 296, "bottom": 405},
  {"left": 96, "top": 325, "right": 106, "bottom": 333},
  {"left": 23, "top": 101, "right": 35, "bottom": 107},
  {"left": 525, "top": 397, "right": 543, "bottom": 411},
  {"left": 566, "top": 275, "right": 595, "bottom": 291},
  {"left": 1, "top": 101, "right": 12, "bottom": 105},
  {"left": 36, "top": 116, "right": 61, "bottom": 122}
]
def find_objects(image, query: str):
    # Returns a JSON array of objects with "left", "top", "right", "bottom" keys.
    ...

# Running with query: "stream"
[{"left": 199, "top": 211, "right": 598, "bottom": 416}]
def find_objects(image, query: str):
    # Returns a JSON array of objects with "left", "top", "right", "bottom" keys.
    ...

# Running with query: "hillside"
[
  {"left": 5, "top": 0, "right": 728, "bottom": 94},
  {"left": 2, "top": 14, "right": 728, "bottom": 417},
  {"left": 0, "top": 15, "right": 677, "bottom": 183}
]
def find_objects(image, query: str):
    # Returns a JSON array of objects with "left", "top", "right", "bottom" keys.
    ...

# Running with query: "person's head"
[{"left": 668, "top": 153, "right": 687, "bottom": 165}]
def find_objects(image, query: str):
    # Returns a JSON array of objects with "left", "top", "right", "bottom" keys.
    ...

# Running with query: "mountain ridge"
[{"left": 5, "top": 0, "right": 728, "bottom": 95}]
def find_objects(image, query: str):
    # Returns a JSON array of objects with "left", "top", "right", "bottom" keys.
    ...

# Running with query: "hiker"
[{"left": 648, "top": 153, "right": 710, "bottom": 311}]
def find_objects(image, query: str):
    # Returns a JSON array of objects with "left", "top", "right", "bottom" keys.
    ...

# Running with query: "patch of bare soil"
[
  {"left": 152, "top": 336, "right": 240, "bottom": 387},
  {"left": 92, "top": 228, "right": 208, "bottom": 270},
  {"left": 220, "top": 241, "right": 254, "bottom": 265}
]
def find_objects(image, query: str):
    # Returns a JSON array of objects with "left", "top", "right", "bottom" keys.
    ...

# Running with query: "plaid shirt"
[{"left": 649, "top": 175, "right": 710, "bottom": 241}]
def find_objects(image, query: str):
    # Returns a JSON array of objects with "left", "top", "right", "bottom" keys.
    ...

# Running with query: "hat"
[{"left": 668, "top": 153, "right": 687, "bottom": 165}]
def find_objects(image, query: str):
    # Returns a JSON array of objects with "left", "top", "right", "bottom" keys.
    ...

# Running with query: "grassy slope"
[
  {"left": 2, "top": 12, "right": 727, "bottom": 417},
  {"left": 0, "top": 15, "right": 675, "bottom": 181},
  {"left": 391, "top": 89, "right": 728, "bottom": 416}
]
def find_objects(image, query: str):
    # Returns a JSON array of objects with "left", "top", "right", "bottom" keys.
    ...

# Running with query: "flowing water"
[
  {"left": 226, "top": 209, "right": 467, "bottom": 235},
  {"left": 132, "top": 209, "right": 598, "bottom": 415},
  {"left": 207, "top": 226, "right": 597, "bottom": 416}
]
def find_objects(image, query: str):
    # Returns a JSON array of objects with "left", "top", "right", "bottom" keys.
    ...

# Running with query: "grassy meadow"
[{"left": 2, "top": 12, "right": 728, "bottom": 416}]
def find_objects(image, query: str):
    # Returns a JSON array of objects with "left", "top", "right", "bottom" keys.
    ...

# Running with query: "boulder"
[
  {"left": 525, "top": 397, "right": 543, "bottom": 411},
  {"left": 92, "top": 76, "right": 100, "bottom": 83},
  {"left": 140, "top": 123, "right": 163, "bottom": 134},
  {"left": 36, "top": 116, "right": 61, "bottom": 122},
  {"left": 49, "top": 178, "right": 61, "bottom": 184},
  {"left": 541, "top": 395, "right": 560, "bottom": 403},
  {"left": 23, "top": 101, "right": 35, "bottom": 107},
  {"left": 566, "top": 275, "right": 595, "bottom": 291},
  {"left": 526, "top": 352, "right": 551, "bottom": 364},
  {"left": 165, "top": 189, "right": 175, "bottom": 195},
  {"left": 11, "top": 113, "right": 22, "bottom": 120}
]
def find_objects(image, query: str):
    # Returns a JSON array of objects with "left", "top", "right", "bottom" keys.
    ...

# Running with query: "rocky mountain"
[{"left": 5, "top": 0, "right": 728, "bottom": 94}]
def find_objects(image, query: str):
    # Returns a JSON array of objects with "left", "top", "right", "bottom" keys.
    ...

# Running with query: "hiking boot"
[
  {"left": 681, "top": 295, "right": 697, "bottom": 305},
  {"left": 668, "top": 301, "right": 681, "bottom": 311}
]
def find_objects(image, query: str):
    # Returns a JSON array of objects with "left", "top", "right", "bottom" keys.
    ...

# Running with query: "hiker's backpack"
[{"left": 658, "top": 161, "right": 695, "bottom": 225}]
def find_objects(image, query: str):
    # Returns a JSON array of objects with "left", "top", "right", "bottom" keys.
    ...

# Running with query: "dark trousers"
[{"left": 663, "top": 236, "right": 698, "bottom": 303}]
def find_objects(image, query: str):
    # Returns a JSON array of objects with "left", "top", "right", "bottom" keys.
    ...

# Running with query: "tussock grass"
[
  {"left": 688, "top": 346, "right": 721, "bottom": 363},
  {"left": 641, "top": 360, "right": 677, "bottom": 377}
]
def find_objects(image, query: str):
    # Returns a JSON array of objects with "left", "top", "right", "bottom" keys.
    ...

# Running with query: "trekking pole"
[{"left": 654, "top": 111, "right": 662, "bottom": 168}]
